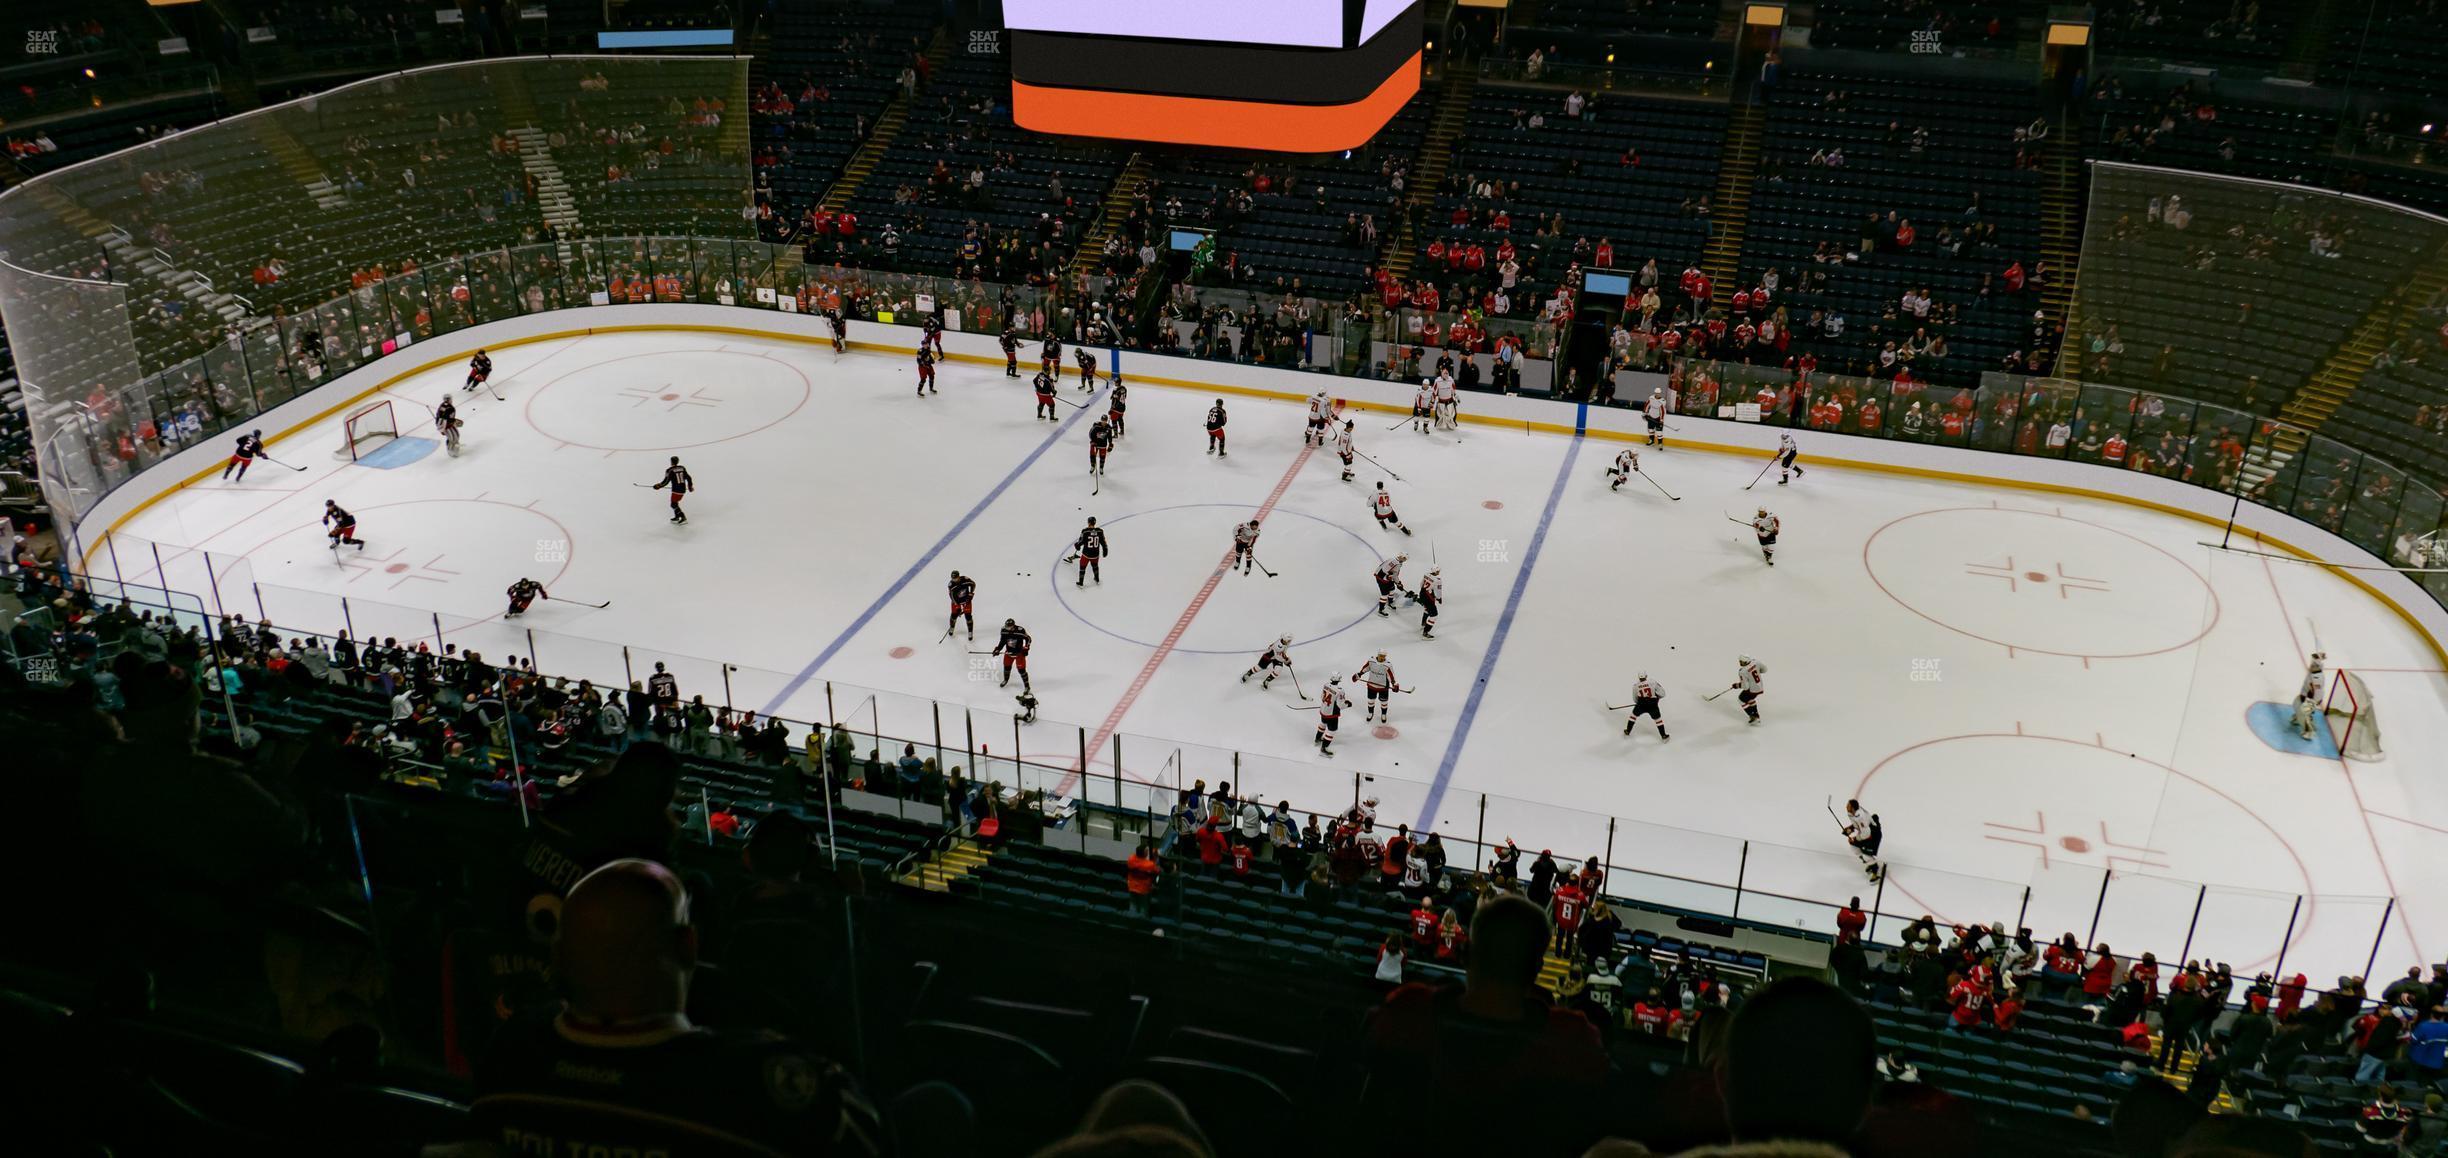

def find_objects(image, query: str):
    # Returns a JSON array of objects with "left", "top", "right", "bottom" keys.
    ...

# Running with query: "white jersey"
[
  {"left": 1259, "top": 640, "right": 1291, "bottom": 668},
  {"left": 1417, "top": 573, "right": 1443, "bottom": 602},
  {"left": 1752, "top": 512, "right": 1781, "bottom": 537},
  {"left": 1645, "top": 394, "right": 1667, "bottom": 420},
  {"left": 1234, "top": 522, "right": 1261, "bottom": 548},
  {"left": 1354, "top": 658, "right": 1397, "bottom": 690},
  {"left": 1318, "top": 684, "right": 1351, "bottom": 716},
  {"left": 1633, "top": 676, "right": 1663, "bottom": 700},
  {"left": 1434, "top": 374, "right": 1457, "bottom": 403},
  {"left": 1309, "top": 394, "right": 1333, "bottom": 422},
  {"left": 1612, "top": 448, "right": 1639, "bottom": 474},
  {"left": 1376, "top": 557, "right": 1406, "bottom": 585},
  {"left": 1736, "top": 659, "right": 1767, "bottom": 695},
  {"left": 1414, "top": 386, "right": 1433, "bottom": 412},
  {"left": 1779, "top": 433, "right": 1798, "bottom": 455},
  {"left": 1372, "top": 491, "right": 1397, "bottom": 518},
  {"left": 1333, "top": 426, "right": 1354, "bottom": 455}
]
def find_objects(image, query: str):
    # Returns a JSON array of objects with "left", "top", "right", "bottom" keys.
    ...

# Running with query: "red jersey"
[
  {"left": 1410, "top": 907, "right": 1439, "bottom": 944},
  {"left": 1551, "top": 884, "right": 1586, "bottom": 931}
]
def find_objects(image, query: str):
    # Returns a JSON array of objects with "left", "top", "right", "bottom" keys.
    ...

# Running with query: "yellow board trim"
[{"left": 79, "top": 323, "right": 2448, "bottom": 670}]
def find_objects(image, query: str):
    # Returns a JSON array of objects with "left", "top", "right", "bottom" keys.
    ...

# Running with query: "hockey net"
[
  {"left": 334, "top": 399, "right": 400, "bottom": 461},
  {"left": 2324, "top": 669, "right": 2383, "bottom": 761}
]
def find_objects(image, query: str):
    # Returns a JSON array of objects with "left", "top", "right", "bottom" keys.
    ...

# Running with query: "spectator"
[
  {"left": 2361, "top": 1086, "right": 2413, "bottom": 1152},
  {"left": 2409, "top": 1004, "right": 2448, "bottom": 1084},
  {"left": 1550, "top": 872, "right": 1587, "bottom": 956},
  {"left": 1723, "top": 977, "right": 1878, "bottom": 1147},
  {"left": 1124, "top": 840, "right": 1160, "bottom": 917},
  {"left": 1362, "top": 894, "right": 1606, "bottom": 1154},
  {"left": 1191, "top": 814, "right": 1226, "bottom": 877},
  {"left": 473, "top": 859, "right": 881, "bottom": 1155}
]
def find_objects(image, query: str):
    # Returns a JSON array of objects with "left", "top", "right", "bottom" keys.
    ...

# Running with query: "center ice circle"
[
  {"left": 1052, "top": 503, "right": 1385, "bottom": 654},
  {"left": 1862, "top": 506, "right": 2218, "bottom": 659},
  {"left": 522, "top": 348, "right": 812, "bottom": 452}
]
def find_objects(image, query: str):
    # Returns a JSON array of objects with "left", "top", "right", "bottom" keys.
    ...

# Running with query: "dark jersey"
[
  {"left": 647, "top": 672, "right": 679, "bottom": 702},
  {"left": 1207, "top": 405, "right": 1227, "bottom": 431},
  {"left": 469, "top": 353, "right": 492, "bottom": 378},
  {"left": 948, "top": 576, "right": 976, "bottom": 605},
  {"left": 507, "top": 579, "right": 544, "bottom": 600},
  {"left": 323, "top": 504, "right": 354, "bottom": 526},
  {"left": 1033, "top": 372, "right": 1056, "bottom": 394},
  {"left": 916, "top": 348, "right": 934, "bottom": 367},
  {"left": 1044, "top": 338, "right": 1063, "bottom": 361},
  {"left": 1000, "top": 332, "right": 1019, "bottom": 354},
  {"left": 1089, "top": 424, "right": 1114, "bottom": 450},
  {"left": 1110, "top": 383, "right": 1127, "bottom": 410},
  {"left": 233, "top": 434, "right": 263, "bottom": 459},
  {"left": 1075, "top": 526, "right": 1108, "bottom": 557},
  {"left": 924, "top": 316, "right": 942, "bottom": 336},
  {"left": 995, "top": 625, "right": 1032, "bottom": 657},
  {"left": 474, "top": 1015, "right": 882, "bottom": 1158},
  {"left": 659, "top": 464, "right": 695, "bottom": 494}
]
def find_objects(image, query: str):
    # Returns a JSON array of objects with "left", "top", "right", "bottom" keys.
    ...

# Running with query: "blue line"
[
  {"left": 1413, "top": 431, "right": 1585, "bottom": 833},
  {"left": 1575, "top": 401, "right": 1588, "bottom": 435},
  {"left": 759, "top": 384, "right": 1109, "bottom": 716}
]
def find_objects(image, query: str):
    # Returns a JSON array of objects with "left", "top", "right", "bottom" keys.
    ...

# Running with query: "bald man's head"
[{"left": 556, "top": 859, "right": 697, "bottom": 1021}]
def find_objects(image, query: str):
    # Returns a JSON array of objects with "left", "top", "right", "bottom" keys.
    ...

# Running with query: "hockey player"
[
  {"left": 999, "top": 326, "right": 1021, "bottom": 377},
  {"left": 947, "top": 570, "right": 977, "bottom": 640},
  {"left": 1041, "top": 334, "right": 1063, "bottom": 378},
  {"left": 1242, "top": 634, "right": 1293, "bottom": 688},
  {"left": 1088, "top": 417, "right": 1114, "bottom": 477},
  {"left": 1333, "top": 419, "right": 1357, "bottom": 482},
  {"left": 1623, "top": 673, "right": 1668, "bottom": 740},
  {"left": 1033, "top": 368, "right": 1059, "bottom": 420},
  {"left": 1433, "top": 370, "right": 1459, "bottom": 430},
  {"left": 1306, "top": 391, "right": 1334, "bottom": 446},
  {"left": 1374, "top": 553, "right": 1409, "bottom": 616},
  {"left": 505, "top": 577, "right": 549, "bottom": 618},
  {"left": 1206, "top": 399, "right": 1229, "bottom": 456},
  {"left": 991, "top": 618, "right": 1033, "bottom": 690},
  {"left": 2290, "top": 662, "right": 2327, "bottom": 740},
  {"left": 1643, "top": 388, "right": 1668, "bottom": 447},
  {"left": 1353, "top": 651, "right": 1403, "bottom": 722},
  {"left": 1071, "top": 516, "right": 1108, "bottom": 587},
  {"left": 1416, "top": 567, "right": 1443, "bottom": 638},
  {"left": 464, "top": 348, "right": 492, "bottom": 393},
  {"left": 1315, "top": 676, "right": 1350, "bottom": 756},
  {"left": 1750, "top": 508, "right": 1779, "bottom": 566},
  {"left": 1776, "top": 432, "right": 1806, "bottom": 485},
  {"left": 1411, "top": 381, "right": 1434, "bottom": 434},
  {"left": 1370, "top": 480, "right": 1412, "bottom": 535},
  {"left": 915, "top": 345, "right": 938, "bottom": 396},
  {"left": 1605, "top": 446, "right": 1639, "bottom": 492},
  {"left": 827, "top": 308, "right": 848, "bottom": 354},
  {"left": 1074, "top": 346, "right": 1097, "bottom": 390},
  {"left": 1841, "top": 801, "right": 1884, "bottom": 881},
  {"left": 922, "top": 312, "right": 946, "bottom": 357},
  {"left": 1232, "top": 519, "right": 1261, "bottom": 575},
  {"left": 653, "top": 456, "right": 696, "bottom": 524},
  {"left": 1731, "top": 654, "right": 1767, "bottom": 725},
  {"left": 435, "top": 396, "right": 463, "bottom": 456},
  {"left": 1106, "top": 380, "right": 1128, "bottom": 438},
  {"left": 646, "top": 661, "right": 680, "bottom": 710},
  {"left": 222, "top": 429, "right": 264, "bottom": 481},
  {"left": 322, "top": 500, "right": 364, "bottom": 550}
]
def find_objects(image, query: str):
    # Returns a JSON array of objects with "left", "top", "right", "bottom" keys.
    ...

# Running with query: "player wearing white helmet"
[
  {"left": 1232, "top": 519, "right": 1262, "bottom": 575},
  {"left": 1315, "top": 676, "right": 1351, "bottom": 755},
  {"left": 1605, "top": 446, "right": 1639, "bottom": 492},
  {"left": 1353, "top": 651, "right": 1402, "bottom": 722},
  {"left": 1243, "top": 633, "right": 1295, "bottom": 689},
  {"left": 1777, "top": 431, "right": 1805, "bottom": 485},
  {"left": 1750, "top": 507, "right": 1780, "bottom": 566},
  {"left": 1306, "top": 390, "right": 1334, "bottom": 445},
  {"left": 1370, "top": 481, "right": 1412, "bottom": 535},
  {"left": 1333, "top": 419, "right": 1357, "bottom": 482},
  {"left": 1416, "top": 567, "right": 1443, "bottom": 638},
  {"left": 1731, "top": 654, "right": 1767, "bottom": 724},
  {"left": 1643, "top": 387, "right": 1669, "bottom": 447},
  {"left": 1374, "top": 553, "right": 1409, "bottom": 616},
  {"left": 1624, "top": 672, "right": 1668, "bottom": 741}
]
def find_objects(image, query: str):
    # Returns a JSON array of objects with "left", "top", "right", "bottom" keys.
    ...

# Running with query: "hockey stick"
[
  {"left": 1704, "top": 686, "right": 1733, "bottom": 701},
  {"left": 259, "top": 455, "right": 310, "bottom": 473},
  {"left": 1604, "top": 702, "right": 1636, "bottom": 712},
  {"left": 1289, "top": 668, "right": 1305, "bottom": 700},
  {"left": 487, "top": 379, "right": 506, "bottom": 402},
  {"left": 1091, "top": 467, "right": 1100, "bottom": 497},
  {"left": 1387, "top": 414, "right": 1415, "bottom": 431},
  {"left": 1725, "top": 514, "right": 1752, "bottom": 526},
  {"left": 1052, "top": 391, "right": 1091, "bottom": 410},
  {"left": 1636, "top": 468, "right": 1680, "bottom": 501},
  {"left": 633, "top": 482, "right": 659, "bottom": 488},
  {"left": 1253, "top": 556, "right": 1279, "bottom": 578},
  {"left": 1353, "top": 448, "right": 1404, "bottom": 481},
  {"left": 549, "top": 595, "right": 613, "bottom": 608},
  {"left": 1744, "top": 458, "right": 1775, "bottom": 490}
]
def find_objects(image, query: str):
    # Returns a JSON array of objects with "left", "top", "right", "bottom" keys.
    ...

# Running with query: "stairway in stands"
[
  {"left": 2039, "top": 120, "right": 2083, "bottom": 336},
  {"left": 819, "top": 28, "right": 950, "bottom": 215},
  {"left": 250, "top": 118, "right": 346, "bottom": 211},
  {"left": 1702, "top": 103, "right": 1764, "bottom": 307},
  {"left": 897, "top": 833, "right": 996, "bottom": 892},
  {"left": 1068, "top": 153, "right": 1153, "bottom": 281},
  {"left": 506, "top": 128, "right": 582, "bottom": 249},
  {"left": 2279, "top": 238, "right": 2448, "bottom": 435},
  {"left": 1380, "top": 69, "right": 1478, "bottom": 283}
]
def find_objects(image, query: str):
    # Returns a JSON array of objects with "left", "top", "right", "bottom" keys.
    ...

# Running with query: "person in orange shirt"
[{"left": 1124, "top": 841, "right": 1160, "bottom": 917}]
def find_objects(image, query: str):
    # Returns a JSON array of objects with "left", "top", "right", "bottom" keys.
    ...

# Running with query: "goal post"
[
  {"left": 334, "top": 399, "right": 400, "bottom": 461},
  {"left": 2324, "top": 669, "right": 2383, "bottom": 761}
]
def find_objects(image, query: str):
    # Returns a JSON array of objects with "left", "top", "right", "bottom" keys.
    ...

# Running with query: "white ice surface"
[{"left": 107, "top": 331, "right": 2448, "bottom": 981}]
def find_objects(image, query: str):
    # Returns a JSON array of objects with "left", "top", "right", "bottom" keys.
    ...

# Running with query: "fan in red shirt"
[
  {"left": 1227, "top": 833, "right": 1256, "bottom": 878},
  {"left": 1433, "top": 912, "right": 1468, "bottom": 962},
  {"left": 1193, "top": 816, "right": 1227, "bottom": 875},
  {"left": 1549, "top": 878, "right": 1587, "bottom": 954},
  {"left": 1409, "top": 903, "right": 1439, "bottom": 949},
  {"left": 2081, "top": 945, "right": 2118, "bottom": 998},
  {"left": 1630, "top": 989, "right": 1672, "bottom": 1036},
  {"left": 1947, "top": 980, "right": 1991, "bottom": 1030}
]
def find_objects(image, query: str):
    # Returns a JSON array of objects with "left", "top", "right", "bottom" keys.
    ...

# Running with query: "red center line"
[{"left": 1056, "top": 442, "right": 1316, "bottom": 797}]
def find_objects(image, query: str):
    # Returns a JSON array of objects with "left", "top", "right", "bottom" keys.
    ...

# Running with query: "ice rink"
[{"left": 102, "top": 329, "right": 2448, "bottom": 982}]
